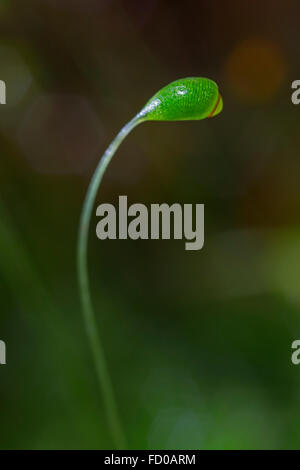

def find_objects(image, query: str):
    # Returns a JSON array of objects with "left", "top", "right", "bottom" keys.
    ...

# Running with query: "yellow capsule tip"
[{"left": 209, "top": 93, "right": 223, "bottom": 118}]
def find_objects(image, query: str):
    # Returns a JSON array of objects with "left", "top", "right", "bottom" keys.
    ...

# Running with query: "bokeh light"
[
  {"left": 226, "top": 38, "right": 287, "bottom": 103},
  {"left": 17, "top": 94, "right": 103, "bottom": 174}
]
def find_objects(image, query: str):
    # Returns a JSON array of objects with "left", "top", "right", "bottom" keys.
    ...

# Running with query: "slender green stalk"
[{"left": 77, "top": 115, "right": 141, "bottom": 449}]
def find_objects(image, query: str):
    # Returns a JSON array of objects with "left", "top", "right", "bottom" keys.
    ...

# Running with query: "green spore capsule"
[
  {"left": 77, "top": 77, "right": 223, "bottom": 449},
  {"left": 139, "top": 77, "right": 223, "bottom": 121}
]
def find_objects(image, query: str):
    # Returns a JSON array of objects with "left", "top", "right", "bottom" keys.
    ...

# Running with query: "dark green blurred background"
[{"left": 1, "top": 0, "right": 300, "bottom": 449}]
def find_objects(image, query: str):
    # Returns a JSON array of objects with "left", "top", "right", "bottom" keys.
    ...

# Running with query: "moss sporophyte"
[{"left": 77, "top": 77, "right": 223, "bottom": 448}]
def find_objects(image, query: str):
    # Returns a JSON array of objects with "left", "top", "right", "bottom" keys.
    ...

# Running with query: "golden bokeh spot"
[{"left": 226, "top": 38, "right": 287, "bottom": 102}]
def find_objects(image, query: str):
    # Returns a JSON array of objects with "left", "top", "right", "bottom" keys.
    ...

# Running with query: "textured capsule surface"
[{"left": 141, "top": 77, "right": 222, "bottom": 121}]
